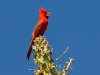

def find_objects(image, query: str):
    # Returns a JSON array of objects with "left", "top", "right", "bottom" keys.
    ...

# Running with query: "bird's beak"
[{"left": 46, "top": 12, "right": 51, "bottom": 17}]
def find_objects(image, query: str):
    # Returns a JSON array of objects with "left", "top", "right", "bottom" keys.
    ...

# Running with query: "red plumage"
[{"left": 26, "top": 8, "right": 50, "bottom": 60}]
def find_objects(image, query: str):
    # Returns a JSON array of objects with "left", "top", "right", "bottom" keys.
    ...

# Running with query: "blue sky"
[{"left": 0, "top": 0, "right": 100, "bottom": 75}]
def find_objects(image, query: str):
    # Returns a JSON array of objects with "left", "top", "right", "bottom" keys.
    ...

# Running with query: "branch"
[
  {"left": 65, "top": 58, "right": 74, "bottom": 70},
  {"left": 54, "top": 46, "right": 69, "bottom": 61}
]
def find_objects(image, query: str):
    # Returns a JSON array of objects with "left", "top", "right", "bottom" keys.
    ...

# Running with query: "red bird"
[{"left": 26, "top": 8, "right": 51, "bottom": 60}]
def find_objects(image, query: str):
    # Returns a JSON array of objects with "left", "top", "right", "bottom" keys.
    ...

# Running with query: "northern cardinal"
[{"left": 26, "top": 8, "right": 50, "bottom": 60}]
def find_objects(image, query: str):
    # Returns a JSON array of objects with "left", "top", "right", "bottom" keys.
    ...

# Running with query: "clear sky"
[{"left": 0, "top": 0, "right": 100, "bottom": 75}]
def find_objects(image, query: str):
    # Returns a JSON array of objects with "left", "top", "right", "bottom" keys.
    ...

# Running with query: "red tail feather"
[{"left": 26, "top": 40, "right": 34, "bottom": 60}]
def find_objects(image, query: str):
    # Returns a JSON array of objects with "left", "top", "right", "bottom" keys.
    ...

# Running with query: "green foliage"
[{"left": 32, "top": 36, "right": 73, "bottom": 75}]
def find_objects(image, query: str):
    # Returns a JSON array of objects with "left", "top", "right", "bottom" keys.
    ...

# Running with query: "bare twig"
[
  {"left": 29, "top": 69, "right": 35, "bottom": 71},
  {"left": 54, "top": 46, "right": 69, "bottom": 61},
  {"left": 29, "top": 68, "right": 39, "bottom": 71},
  {"left": 65, "top": 58, "right": 74, "bottom": 70},
  {"left": 59, "top": 60, "right": 62, "bottom": 70}
]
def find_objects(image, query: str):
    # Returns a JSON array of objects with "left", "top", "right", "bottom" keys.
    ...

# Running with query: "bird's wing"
[
  {"left": 33, "top": 20, "right": 43, "bottom": 35},
  {"left": 26, "top": 20, "right": 43, "bottom": 60}
]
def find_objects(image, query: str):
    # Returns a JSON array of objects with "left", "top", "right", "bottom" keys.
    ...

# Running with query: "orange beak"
[{"left": 46, "top": 12, "right": 51, "bottom": 17}]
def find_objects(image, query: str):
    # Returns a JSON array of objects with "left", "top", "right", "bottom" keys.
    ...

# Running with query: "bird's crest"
[{"left": 39, "top": 7, "right": 47, "bottom": 14}]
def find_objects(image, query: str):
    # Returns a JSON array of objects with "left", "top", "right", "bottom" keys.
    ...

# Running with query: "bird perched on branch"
[{"left": 26, "top": 8, "right": 51, "bottom": 60}]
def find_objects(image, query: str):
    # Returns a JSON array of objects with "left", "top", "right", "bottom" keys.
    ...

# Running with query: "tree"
[{"left": 29, "top": 36, "right": 74, "bottom": 75}]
